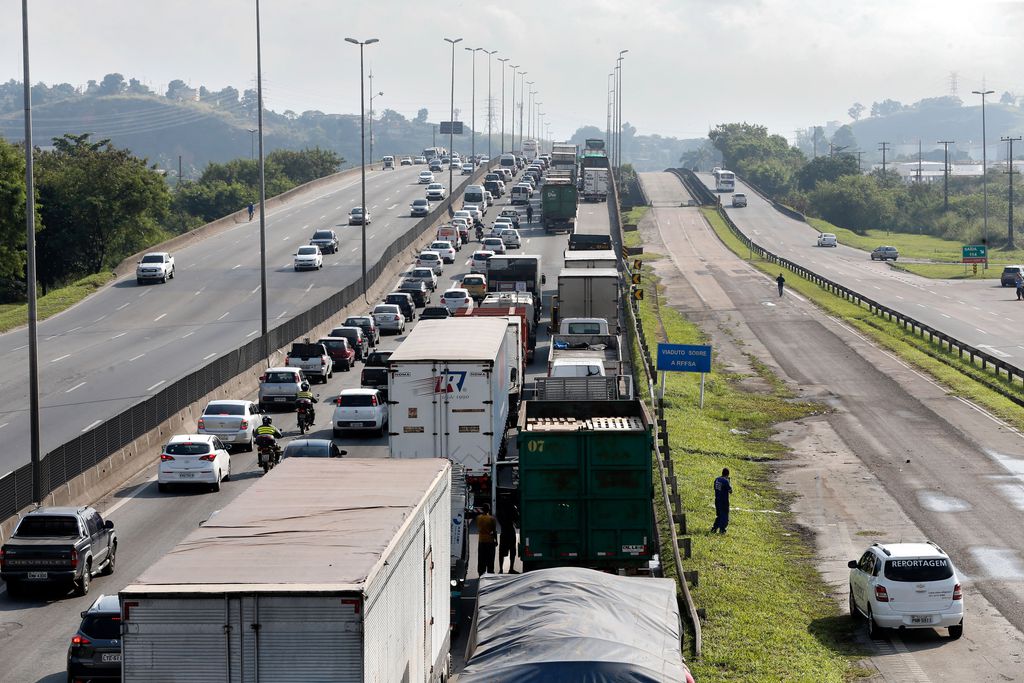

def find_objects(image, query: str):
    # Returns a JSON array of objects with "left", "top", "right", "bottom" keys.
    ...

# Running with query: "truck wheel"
[
  {"left": 101, "top": 544, "right": 116, "bottom": 576},
  {"left": 4, "top": 580, "right": 21, "bottom": 599},
  {"left": 157, "top": 482, "right": 168, "bottom": 493},
  {"left": 74, "top": 564, "right": 91, "bottom": 596},
  {"left": 949, "top": 621, "right": 963, "bottom": 640}
]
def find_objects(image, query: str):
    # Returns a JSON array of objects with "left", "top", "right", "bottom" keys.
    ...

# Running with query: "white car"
[
  {"left": 515, "top": 182, "right": 534, "bottom": 197},
  {"left": 491, "top": 218, "right": 514, "bottom": 236},
  {"left": 371, "top": 304, "right": 406, "bottom": 334},
  {"left": 294, "top": 245, "right": 323, "bottom": 270},
  {"left": 333, "top": 388, "right": 388, "bottom": 437},
  {"left": 453, "top": 210, "right": 474, "bottom": 224},
  {"left": 429, "top": 240, "right": 457, "bottom": 264},
  {"left": 849, "top": 542, "right": 963, "bottom": 640},
  {"left": 484, "top": 190, "right": 495, "bottom": 206},
  {"left": 416, "top": 250, "right": 444, "bottom": 274},
  {"left": 158, "top": 434, "right": 230, "bottom": 492},
  {"left": 197, "top": 399, "right": 260, "bottom": 452},
  {"left": 817, "top": 233, "right": 837, "bottom": 247},
  {"left": 464, "top": 205, "right": 484, "bottom": 222},
  {"left": 426, "top": 182, "right": 447, "bottom": 200},
  {"left": 407, "top": 266, "right": 438, "bottom": 291},
  {"left": 440, "top": 288, "right": 475, "bottom": 314},
  {"left": 414, "top": 156, "right": 428, "bottom": 164},
  {"left": 461, "top": 163, "right": 474, "bottom": 175},
  {"left": 470, "top": 250, "right": 494, "bottom": 274},
  {"left": 499, "top": 228, "right": 522, "bottom": 249},
  {"left": 482, "top": 237, "right": 507, "bottom": 255},
  {"left": 418, "top": 170, "right": 435, "bottom": 184}
]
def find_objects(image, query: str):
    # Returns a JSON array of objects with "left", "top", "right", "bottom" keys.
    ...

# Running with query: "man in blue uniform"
[{"left": 711, "top": 467, "right": 733, "bottom": 534}]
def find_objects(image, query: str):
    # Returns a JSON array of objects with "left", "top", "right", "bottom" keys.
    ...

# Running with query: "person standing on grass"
[
  {"left": 711, "top": 468, "right": 733, "bottom": 534},
  {"left": 476, "top": 503, "right": 497, "bottom": 575},
  {"left": 1015, "top": 271, "right": 1023, "bottom": 301}
]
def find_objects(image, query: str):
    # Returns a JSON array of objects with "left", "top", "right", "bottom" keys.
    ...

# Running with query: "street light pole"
[
  {"left": 465, "top": 47, "right": 482, "bottom": 163},
  {"left": 497, "top": 58, "right": 509, "bottom": 154},
  {"left": 510, "top": 65, "right": 519, "bottom": 154},
  {"left": 256, "top": 0, "right": 269, "bottom": 336},
  {"left": 973, "top": 88, "right": 995, "bottom": 255},
  {"left": 518, "top": 72, "right": 527, "bottom": 154},
  {"left": 525, "top": 81, "right": 533, "bottom": 151},
  {"left": 607, "top": 73, "right": 614, "bottom": 160},
  {"left": 485, "top": 49, "right": 497, "bottom": 162},
  {"left": 445, "top": 37, "right": 463, "bottom": 198},
  {"left": 369, "top": 87, "right": 383, "bottom": 170},
  {"left": 248, "top": 128, "right": 257, "bottom": 160},
  {"left": 617, "top": 49, "right": 628, "bottom": 173},
  {"left": 345, "top": 36, "right": 380, "bottom": 297}
]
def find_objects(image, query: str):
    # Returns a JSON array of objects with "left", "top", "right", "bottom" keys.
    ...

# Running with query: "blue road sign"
[{"left": 657, "top": 343, "right": 712, "bottom": 373}]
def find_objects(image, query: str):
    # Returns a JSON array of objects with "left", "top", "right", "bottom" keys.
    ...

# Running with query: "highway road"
[
  {"left": 0, "top": 161, "right": 604, "bottom": 681},
  {"left": 643, "top": 171, "right": 1024, "bottom": 681},
  {"left": 0, "top": 164, "right": 477, "bottom": 475},
  {"left": 699, "top": 172, "right": 1024, "bottom": 369}
]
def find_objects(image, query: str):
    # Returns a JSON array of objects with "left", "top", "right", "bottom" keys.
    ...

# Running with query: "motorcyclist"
[
  {"left": 254, "top": 416, "right": 283, "bottom": 462},
  {"left": 296, "top": 382, "right": 318, "bottom": 423},
  {"left": 474, "top": 218, "right": 485, "bottom": 241}
]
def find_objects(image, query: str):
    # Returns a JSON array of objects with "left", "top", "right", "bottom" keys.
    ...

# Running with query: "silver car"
[
  {"left": 372, "top": 304, "right": 406, "bottom": 334},
  {"left": 197, "top": 399, "right": 261, "bottom": 451}
]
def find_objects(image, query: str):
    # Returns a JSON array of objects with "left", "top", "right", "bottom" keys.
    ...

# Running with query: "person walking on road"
[
  {"left": 476, "top": 503, "right": 497, "bottom": 575},
  {"left": 526, "top": 203, "right": 533, "bottom": 224},
  {"left": 497, "top": 499, "right": 519, "bottom": 574},
  {"left": 1015, "top": 272, "right": 1023, "bottom": 300},
  {"left": 776, "top": 273, "right": 785, "bottom": 297},
  {"left": 247, "top": 202, "right": 255, "bottom": 221},
  {"left": 711, "top": 467, "right": 733, "bottom": 534}
]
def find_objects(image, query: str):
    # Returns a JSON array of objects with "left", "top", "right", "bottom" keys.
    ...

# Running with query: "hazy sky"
[{"left": 2, "top": 0, "right": 1021, "bottom": 142}]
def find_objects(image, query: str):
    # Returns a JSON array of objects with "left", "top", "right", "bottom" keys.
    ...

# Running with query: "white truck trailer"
[
  {"left": 581, "top": 167, "right": 609, "bottom": 202},
  {"left": 120, "top": 458, "right": 452, "bottom": 683},
  {"left": 388, "top": 318, "right": 511, "bottom": 497},
  {"left": 552, "top": 268, "right": 621, "bottom": 334},
  {"left": 563, "top": 249, "right": 617, "bottom": 269}
]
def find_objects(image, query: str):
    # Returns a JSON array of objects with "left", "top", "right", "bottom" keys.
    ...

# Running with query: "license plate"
[
  {"left": 273, "top": 396, "right": 287, "bottom": 402},
  {"left": 910, "top": 615, "right": 932, "bottom": 624},
  {"left": 27, "top": 572, "right": 47, "bottom": 580},
  {"left": 351, "top": 422, "right": 368, "bottom": 427},
  {"left": 102, "top": 653, "right": 122, "bottom": 663},
  {"left": 178, "top": 472, "right": 196, "bottom": 478}
]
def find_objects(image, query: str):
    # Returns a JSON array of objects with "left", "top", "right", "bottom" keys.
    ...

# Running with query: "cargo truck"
[
  {"left": 550, "top": 268, "right": 620, "bottom": 333},
  {"left": 563, "top": 249, "right": 617, "bottom": 269},
  {"left": 484, "top": 255, "right": 545, "bottom": 318},
  {"left": 568, "top": 233, "right": 612, "bottom": 251},
  {"left": 514, "top": 400, "right": 655, "bottom": 572},
  {"left": 542, "top": 180, "right": 579, "bottom": 233},
  {"left": 479, "top": 292, "right": 536, "bottom": 353},
  {"left": 450, "top": 463, "right": 470, "bottom": 636},
  {"left": 539, "top": 334, "right": 632, "bottom": 401},
  {"left": 454, "top": 308, "right": 526, "bottom": 417},
  {"left": 120, "top": 458, "right": 452, "bottom": 683},
  {"left": 581, "top": 167, "right": 609, "bottom": 202},
  {"left": 388, "top": 318, "right": 510, "bottom": 496}
]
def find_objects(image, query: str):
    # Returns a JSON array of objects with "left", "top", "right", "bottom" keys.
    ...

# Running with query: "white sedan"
[
  {"left": 429, "top": 240, "right": 457, "bottom": 264},
  {"left": 372, "top": 304, "right": 406, "bottom": 334},
  {"left": 294, "top": 245, "right": 323, "bottom": 270},
  {"left": 416, "top": 250, "right": 444, "bottom": 274},
  {"left": 482, "top": 237, "right": 507, "bottom": 255},
  {"left": 197, "top": 399, "right": 260, "bottom": 452},
  {"left": 426, "top": 182, "right": 447, "bottom": 200},
  {"left": 440, "top": 288, "right": 475, "bottom": 314},
  {"left": 158, "top": 434, "right": 230, "bottom": 492},
  {"left": 418, "top": 170, "right": 435, "bottom": 184},
  {"left": 333, "top": 388, "right": 388, "bottom": 437},
  {"left": 470, "top": 250, "right": 494, "bottom": 274}
]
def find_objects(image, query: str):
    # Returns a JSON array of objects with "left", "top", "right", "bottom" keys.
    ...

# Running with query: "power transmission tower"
[
  {"left": 948, "top": 71, "right": 959, "bottom": 97},
  {"left": 1003, "top": 135, "right": 1022, "bottom": 249},
  {"left": 937, "top": 140, "right": 955, "bottom": 211},
  {"left": 879, "top": 142, "right": 890, "bottom": 175}
]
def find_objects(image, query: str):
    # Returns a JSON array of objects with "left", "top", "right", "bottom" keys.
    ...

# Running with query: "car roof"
[
  {"left": 167, "top": 434, "right": 217, "bottom": 444},
  {"left": 85, "top": 594, "right": 122, "bottom": 614},
  {"left": 338, "top": 388, "right": 380, "bottom": 396},
  {"left": 284, "top": 438, "right": 333, "bottom": 448},
  {"left": 206, "top": 399, "right": 250, "bottom": 407},
  {"left": 265, "top": 366, "right": 300, "bottom": 373},
  {"left": 345, "top": 315, "right": 372, "bottom": 321},
  {"left": 873, "top": 542, "right": 947, "bottom": 559},
  {"left": 444, "top": 287, "right": 469, "bottom": 294},
  {"left": 331, "top": 326, "right": 362, "bottom": 334},
  {"left": 25, "top": 506, "right": 87, "bottom": 516},
  {"left": 387, "top": 292, "right": 413, "bottom": 299},
  {"left": 374, "top": 303, "right": 401, "bottom": 310}
]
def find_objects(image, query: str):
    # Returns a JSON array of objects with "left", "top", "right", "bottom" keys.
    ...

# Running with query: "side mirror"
[
  {"left": 847, "top": 560, "right": 858, "bottom": 569},
  {"left": 259, "top": 375, "right": 266, "bottom": 382},
  {"left": 104, "top": 520, "right": 114, "bottom": 529},
  {"left": 541, "top": 274, "right": 547, "bottom": 284}
]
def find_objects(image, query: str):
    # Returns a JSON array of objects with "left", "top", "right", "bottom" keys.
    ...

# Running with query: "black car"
[
  {"left": 384, "top": 292, "right": 416, "bottom": 321},
  {"left": 420, "top": 306, "right": 453, "bottom": 320},
  {"left": 67, "top": 593, "right": 122, "bottom": 681},
  {"left": 398, "top": 279, "right": 431, "bottom": 307},
  {"left": 342, "top": 315, "right": 379, "bottom": 346},
  {"left": 283, "top": 439, "right": 346, "bottom": 458},
  {"left": 361, "top": 350, "right": 393, "bottom": 398},
  {"left": 309, "top": 229, "right": 339, "bottom": 254}
]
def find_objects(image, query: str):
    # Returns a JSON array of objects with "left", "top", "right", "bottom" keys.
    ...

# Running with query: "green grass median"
[{"left": 0, "top": 272, "right": 116, "bottom": 334}]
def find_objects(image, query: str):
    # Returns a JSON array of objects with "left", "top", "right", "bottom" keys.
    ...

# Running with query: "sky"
[{"left": 2, "top": 0, "right": 1022, "bottom": 143}]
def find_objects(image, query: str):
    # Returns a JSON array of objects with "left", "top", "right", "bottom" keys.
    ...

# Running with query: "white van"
[
  {"left": 382, "top": 155, "right": 395, "bottom": 170},
  {"left": 464, "top": 184, "right": 487, "bottom": 207},
  {"left": 510, "top": 185, "right": 531, "bottom": 205}
]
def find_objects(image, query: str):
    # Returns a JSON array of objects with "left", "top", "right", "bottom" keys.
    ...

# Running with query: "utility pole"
[
  {"left": 879, "top": 141, "right": 890, "bottom": 175},
  {"left": 916, "top": 140, "right": 922, "bottom": 184},
  {"left": 344, "top": 36, "right": 380, "bottom": 297},
  {"left": 485, "top": 49, "right": 496, "bottom": 162},
  {"left": 855, "top": 150, "right": 864, "bottom": 173},
  {"left": 497, "top": 57, "right": 509, "bottom": 154},
  {"left": 1003, "top": 136, "right": 1021, "bottom": 249},
  {"left": 974, "top": 88, "right": 995, "bottom": 255},
  {"left": 509, "top": 65, "right": 519, "bottom": 154},
  {"left": 938, "top": 140, "right": 955, "bottom": 211},
  {"left": 518, "top": 72, "right": 527, "bottom": 154},
  {"left": 432, "top": 124, "right": 436, "bottom": 149},
  {"left": 607, "top": 72, "right": 614, "bottom": 153},
  {"left": 445, "top": 38, "right": 463, "bottom": 196},
  {"left": 178, "top": 155, "right": 183, "bottom": 187},
  {"left": 465, "top": 47, "right": 482, "bottom": 163}
]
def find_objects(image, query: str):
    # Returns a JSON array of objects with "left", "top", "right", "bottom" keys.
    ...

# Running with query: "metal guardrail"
[
  {"left": 610, "top": 172, "right": 703, "bottom": 658},
  {"left": 0, "top": 165, "right": 494, "bottom": 520},
  {"left": 670, "top": 167, "right": 1024, "bottom": 407}
]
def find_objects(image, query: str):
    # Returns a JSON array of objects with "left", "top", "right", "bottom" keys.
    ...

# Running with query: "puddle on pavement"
[{"left": 917, "top": 490, "right": 971, "bottom": 512}]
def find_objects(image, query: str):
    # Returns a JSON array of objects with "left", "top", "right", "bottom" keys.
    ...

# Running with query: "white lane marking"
[
  {"left": 203, "top": 352, "right": 217, "bottom": 360},
  {"left": 369, "top": 233, "right": 376, "bottom": 239},
  {"left": 116, "top": 303, "right": 129, "bottom": 311},
  {"left": 110, "top": 332, "right": 127, "bottom": 340},
  {"left": 181, "top": 331, "right": 194, "bottom": 338},
  {"left": 320, "top": 214, "right": 327, "bottom": 219},
  {"left": 976, "top": 328, "right": 989, "bottom": 335},
  {"left": 50, "top": 353, "right": 70, "bottom": 363},
  {"left": 371, "top": 204, "right": 379, "bottom": 209},
  {"left": 388, "top": 203, "right": 398, "bottom": 210},
  {"left": 246, "top": 329, "right": 259, "bottom": 337},
  {"left": 11, "top": 344, "right": 27, "bottom": 351},
  {"left": 895, "top": 295, "right": 904, "bottom": 300},
  {"left": 251, "top": 286, "right": 261, "bottom": 294},
  {"left": 0, "top": 423, "right": 7, "bottom": 429},
  {"left": 65, "top": 382, "right": 86, "bottom": 394},
  {"left": 82, "top": 419, "right": 102, "bottom": 432},
  {"left": 276, "top": 310, "right": 287, "bottom": 320},
  {"left": 302, "top": 223, "right": 310, "bottom": 229},
  {"left": 66, "top": 326, "right": 81, "bottom": 334},
  {"left": 941, "top": 313, "right": 951, "bottom": 318},
  {"left": 351, "top": 247, "right": 359, "bottom": 252},
  {"left": 147, "top": 380, "right": 166, "bottom": 392},
  {"left": 305, "top": 283, "right": 314, "bottom": 293},
  {"left": 978, "top": 345, "right": 1012, "bottom": 358},
  {"left": 138, "top": 290, "right": 149, "bottom": 298},
  {"left": 217, "top": 312, "right": 230, "bottom": 321},
  {"left": 916, "top": 303, "right": 926, "bottom": 308},
  {"left": 153, "top": 313, "right": 167, "bottom": 322},
  {"left": 129, "top": 353, "right": 145, "bottom": 362},
  {"left": 232, "top": 264, "right": 242, "bottom": 270},
  {"left": 193, "top": 288, "right": 204, "bottom": 296},
  {"left": 281, "top": 236, "right": 290, "bottom": 241}
]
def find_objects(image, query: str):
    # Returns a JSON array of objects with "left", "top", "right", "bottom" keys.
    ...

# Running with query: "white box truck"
[
  {"left": 388, "top": 318, "right": 510, "bottom": 497},
  {"left": 120, "top": 458, "right": 452, "bottom": 683},
  {"left": 582, "top": 167, "right": 609, "bottom": 202},
  {"left": 552, "top": 268, "right": 620, "bottom": 334},
  {"left": 563, "top": 249, "right": 617, "bottom": 269}
]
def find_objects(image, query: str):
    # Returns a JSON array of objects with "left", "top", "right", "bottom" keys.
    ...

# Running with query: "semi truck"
[
  {"left": 478, "top": 292, "right": 536, "bottom": 355},
  {"left": 454, "top": 308, "right": 526, "bottom": 417},
  {"left": 120, "top": 458, "right": 452, "bottom": 683},
  {"left": 514, "top": 399, "right": 655, "bottom": 572},
  {"left": 568, "top": 233, "right": 612, "bottom": 251},
  {"left": 388, "top": 318, "right": 511, "bottom": 496},
  {"left": 551, "top": 268, "right": 620, "bottom": 333},
  {"left": 581, "top": 167, "right": 609, "bottom": 202},
  {"left": 484, "top": 255, "right": 545, "bottom": 317},
  {"left": 541, "top": 180, "right": 579, "bottom": 233}
]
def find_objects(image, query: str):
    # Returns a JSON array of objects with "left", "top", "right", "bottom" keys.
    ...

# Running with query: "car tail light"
[
  {"left": 70, "top": 548, "right": 79, "bottom": 569},
  {"left": 874, "top": 585, "right": 889, "bottom": 602},
  {"left": 371, "top": 395, "right": 378, "bottom": 407},
  {"left": 70, "top": 634, "right": 91, "bottom": 647},
  {"left": 160, "top": 454, "right": 174, "bottom": 462},
  {"left": 0, "top": 548, "right": 6, "bottom": 570},
  {"left": 953, "top": 583, "right": 962, "bottom": 600},
  {"left": 284, "top": 356, "right": 291, "bottom": 366},
  {"left": 239, "top": 419, "right": 248, "bottom": 430},
  {"left": 199, "top": 453, "right": 217, "bottom": 462},
  {"left": 197, "top": 418, "right": 205, "bottom": 429}
]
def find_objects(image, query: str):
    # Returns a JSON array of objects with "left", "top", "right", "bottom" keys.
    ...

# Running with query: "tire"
[
  {"left": 211, "top": 473, "right": 221, "bottom": 493},
  {"left": 245, "top": 438, "right": 254, "bottom": 453},
  {"left": 866, "top": 607, "right": 883, "bottom": 639},
  {"left": 160, "top": 275, "right": 167, "bottom": 284},
  {"left": 5, "top": 580, "right": 21, "bottom": 599},
  {"left": 949, "top": 621, "right": 963, "bottom": 640},
  {"left": 74, "top": 564, "right": 91, "bottom": 596},
  {"left": 101, "top": 544, "right": 116, "bottom": 576},
  {"left": 157, "top": 482, "right": 168, "bottom": 493},
  {"left": 333, "top": 428, "right": 344, "bottom": 438},
  {"left": 169, "top": 269, "right": 174, "bottom": 280},
  {"left": 848, "top": 589, "right": 858, "bottom": 620},
  {"left": 137, "top": 279, "right": 143, "bottom": 285}
]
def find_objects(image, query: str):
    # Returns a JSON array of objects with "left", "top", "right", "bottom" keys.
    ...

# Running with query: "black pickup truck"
[
  {"left": 1, "top": 506, "right": 116, "bottom": 598},
  {"left": 360, "top": 350, "right": 393, "bottom": 399}
]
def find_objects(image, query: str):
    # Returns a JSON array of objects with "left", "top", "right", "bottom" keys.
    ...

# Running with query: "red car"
[{"left": 317, "top": 336, "right": 356, "bottom": 371}]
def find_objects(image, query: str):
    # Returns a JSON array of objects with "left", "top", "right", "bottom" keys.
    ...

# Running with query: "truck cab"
[
  {"left": 559, "top": 318, "right": 610, "bottom": 335},
  {"left": 549, "top": 358, "right": 606, "bottom": 378}
]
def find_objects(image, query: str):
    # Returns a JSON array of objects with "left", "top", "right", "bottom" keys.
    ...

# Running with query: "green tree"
[
  {"left": 848, "top": 102, "right": 865, "bottom": 121},
  {"left": 97, "top": 73, "right": 126, "bottom": 96},
  {"left": 0, "top": 138, "right": 30, "bottom": 297},
  {"left": 796, "top": 154, "right": 859, "bottom": 192},
  {"left": 415, "top": 108, "right": 429, "bottom": 124},
  {"left": 127, "top": 78, "right": 152, "bottom": 95},
  {"left": 267, "top": 147, "right": 343, "bottom": 185},
  {"left": 166, "top": 79, "right": 195, "bottom": 101},
  {"left": 174, "top": 179, "right": 251, "bottom": 223},
  {"left": 810, "top": 174, "right": 897, "bottom": 233},
  {"left": 831, "top": 124, "right": 858, "bottom": 152},
  {"left": 870, "top": 99, "right": 905, "bottom": 117}
]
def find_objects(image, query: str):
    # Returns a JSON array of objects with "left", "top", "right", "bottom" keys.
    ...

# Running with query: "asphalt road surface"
[
  {"left": 0, "top": 165, "right": 476, "bottom": 475},
  {"left": 642, "top": 171, "right": 1024, "bottom": 681}
]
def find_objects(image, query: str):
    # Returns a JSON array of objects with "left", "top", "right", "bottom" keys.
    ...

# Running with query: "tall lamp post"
[
  {"left": 510, "top": 65, "right": 520, "bottom": 153},
  {"left": 445, "top": 38, "right": 463, "bottom": 197},
  {"left": 617, "top": 50, "right": 628, "bottom": 173},
  {"left": 518, "top": 71, "right": 527, "bottom": 153},
  {"left": 607, "top": 73, "right": 614, "bottom": 153},
  {"left": 484, "top": 49, "right": 497, "bottom": 162},
  {"left": 613, "top": 62, "right": 620, "bottom": 169},
  {"left": 255, "top": 0, "right": 269, "bottom": 336},
  {"left": 525, "top": 81, "right": 533, "bottom": 151},
  {"left": 973, "top": 88, "right": 994, "bottom": 257},
  {"left": 345, "top": 36, "right": 379, "bottom": 297},
  {"left": 497, "top": 58, "right": 509, "bottom": 154},
  {"left": 248, "top": 128, "right": 257, "bottom": 160},
  {"left": 465, "top": 47, "right": 482, "bottom": 163},
  {"left": 368, "top": 87, "right": 383, "bottom": 169}
]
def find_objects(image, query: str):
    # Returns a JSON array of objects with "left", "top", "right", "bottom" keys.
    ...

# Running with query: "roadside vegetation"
[
  {"left": 627, "top": 250, "right": 867, "bottom": 680},
  {"left": 0, "top": 273, "right": 116, "bottom": 333}
]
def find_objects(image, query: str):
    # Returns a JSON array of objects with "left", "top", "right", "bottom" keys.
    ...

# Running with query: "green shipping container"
[
  {"left": 541, "top": 182, "right": 579, "bottom": 233},
  {"left": 516, "top": 400, "right": 654, "bottom": 571}
]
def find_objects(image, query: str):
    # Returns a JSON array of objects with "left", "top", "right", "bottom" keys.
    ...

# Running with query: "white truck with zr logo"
[{"left": 387, "top": 318, "right": 510, "bottom": 500}]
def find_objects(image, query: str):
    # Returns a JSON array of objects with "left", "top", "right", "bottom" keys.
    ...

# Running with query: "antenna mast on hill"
[{"left": 948, "top": 71, "right": 959, "bottom": 97}]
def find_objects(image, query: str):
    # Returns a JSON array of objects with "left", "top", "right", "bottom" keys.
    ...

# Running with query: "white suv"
[{"left": 848, "top": 542, "right": 963, "bottom": 640}]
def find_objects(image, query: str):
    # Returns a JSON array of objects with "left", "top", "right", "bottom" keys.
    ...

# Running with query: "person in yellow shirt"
[{"left": 476, "top": 503, "right": 497, "bottom": 575}]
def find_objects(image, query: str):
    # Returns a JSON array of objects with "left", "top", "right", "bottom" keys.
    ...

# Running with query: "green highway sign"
[{"left": 962, "top": 245, "right": 988, "bottom": 263}]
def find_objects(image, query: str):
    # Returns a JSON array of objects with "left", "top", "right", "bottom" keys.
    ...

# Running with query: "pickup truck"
[
  {"left": 559, "top": 317, "right": 610, "bottom": 335},
  {"left": 284, "top": 340, "right": 334, "bottom": 384},
  {"left": 135, "top": 252, "right": 175, "bottom": 284},
  {"left": 360, "top": 350, "right": 393, "bottom": 399},
  {"left": 1, "top": 506, "right": 116, "bottom": 597}
]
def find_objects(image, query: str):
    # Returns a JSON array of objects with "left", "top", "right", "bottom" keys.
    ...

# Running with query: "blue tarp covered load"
[{"left": 461, "top": 566, "right": 688, "bottom": 683}]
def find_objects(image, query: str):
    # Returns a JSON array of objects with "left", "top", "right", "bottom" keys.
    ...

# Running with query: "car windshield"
[
  {"left": 385, "top": 295, "right": 409, "bottom": 305},
  {"left": 351, "top": 207, "right": 364, "bottom": 214},
  {"left": 423, "top": 307, "right": 450, "bottom": 317},
  {"left": 431, "top": 243, "right": 450, "bottom": 250},
  {"left": 141, "top": 254, "right": 164, "bottom": 263},
  {"left": 345, "top": 317, "right": 370, "bottom": 326},
  {"left": 443, "top": 290, "right": 468, "bottom": 298},
  {"left": 15, "top": 516, "right": 79, "bottom": 537},
  {"left": 420, "top": 253, "right": 438, "bottom": 260},
  {"left": 165, "top": 442, "right": 213, "bottom": 455},
  {"left": 297, "top": 246, "right": 317, "bottom": 255},
  {"left": 464, "top": 277, "right": 484, "bottom": 285},
  {"left": 366, "top": 352, "right": 392, "bottom": 365},
  {"left": 1004, "top": 267, "right": 1020, "bottom": 274},
  {"left": 81, "top": 614, "right": 121, "bottom": 640},
  {"left": 203, "top": 403, "right": 244, "bottom": 416},
  {"left": 338, "top": 394, "right": 375, "bottom": 407},
  {"left": 884, "top": 558, "right": 954, "bottom": 582},
  {"left": 264, "top": 371, "right": 298, "bottom": 383},
  {"left": 319, "top": 339, "right": 348, "bottom": 351},
  {"left": 284, "top": 444, "right": 332, "bottom": 457},
  {"left": 312, "top": 231, "right": 333, "bottom": 239}
]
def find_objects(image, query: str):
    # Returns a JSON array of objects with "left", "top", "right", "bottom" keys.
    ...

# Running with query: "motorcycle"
[
  {"left": 255, "top": 435, "right": 280, "bottom": 474},
  {"left": 296, "top": 397, "right": 316, "bottom": 434}
]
